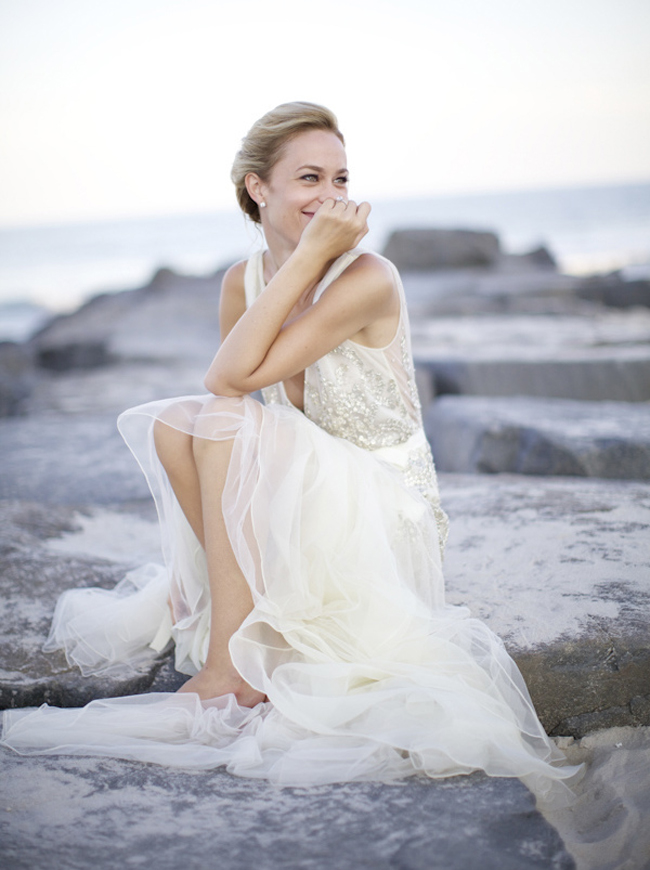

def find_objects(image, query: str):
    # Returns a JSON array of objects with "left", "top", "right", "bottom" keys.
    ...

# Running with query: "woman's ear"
[{"left": 245, "top": 173, "right": 265, "bottom": 208}]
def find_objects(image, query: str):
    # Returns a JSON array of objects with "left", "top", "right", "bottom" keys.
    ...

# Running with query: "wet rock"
[
  {"left": 440, "top": 474, "right": 650, "bottom": 736},
  {"left": 0, "top": 753, "right": 574, "bottom": 870},
  {"left": 383, "top": 228, "right": 501, "bottom": 270},
  {"left": 425, "top": 396, "right": 650, "bottom": 479}
]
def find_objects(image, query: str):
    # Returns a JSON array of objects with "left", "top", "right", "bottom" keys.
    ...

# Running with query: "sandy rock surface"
[
  {"left": 0, "top": 753, "right": 574, "bottom": 870},
  {"left": 440, "top": 474, "right": 650, "bottom": 736}
]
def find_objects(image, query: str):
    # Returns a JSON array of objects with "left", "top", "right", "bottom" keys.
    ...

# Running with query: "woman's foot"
[{"left": 177, "top": 665, "right": 265, "bottom": 707}]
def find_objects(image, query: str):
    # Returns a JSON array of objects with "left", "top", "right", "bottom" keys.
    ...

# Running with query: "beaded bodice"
[{"left": 243, "top": 249, "right": 448, "bottom": 551}]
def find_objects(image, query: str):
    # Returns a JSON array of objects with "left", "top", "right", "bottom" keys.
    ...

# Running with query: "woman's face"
[{"left": 259, "top": 129, "right": 349, "bottom": 252}]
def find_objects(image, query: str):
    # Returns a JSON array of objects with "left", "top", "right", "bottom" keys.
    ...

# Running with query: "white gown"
[{"left": 1, "top": 250, "right": 580, "bottom": 798}]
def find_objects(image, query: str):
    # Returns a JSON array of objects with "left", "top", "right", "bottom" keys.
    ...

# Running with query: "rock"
[
  {"left": 0, "top": 415, "right": 151, "bottom": 504},
  {"left": 3, "top": 470, "right": 648, "bottom": 740},
  {"left": 439, "top": 474, "right": 650, "bottom": 736},
  {"left": 30, "top": 269, "right": 224, "bottom": 371},
  {"left": 425, "top": 396, "right": 650, "bottom": 479},
  {"left": 0, "top": 753, "right": 574, "bottom": 870},
  {"left": 402, "top": 269, "right": 591, "bottom": 317},
  {"left": 401, "top": 267, "right": 621, "bottom": 319},
  {"left": 412, "top": 312, "right": 650, "bottom": 401},
  {"left": 0, "top": 501, "right": 168, "bottom": 710},
  {"left": 576, "top": 272, "right": 650, "bottom": 309},
  {"left": 0, "top": 341, "right": 35, "bottom": 416},
  {"left": 30, "top": 288, "right": 145, "bottom": 371},
  {"left": 416, "top": 350, "right": 650, "bottom": 402},
  {"left": 383, "top": 228, "right": 501, "bottom": 270},
  {"left": 507, "top": 245, "right": 557, "bottom": 271},
  {"left": 541, "top": 725, "right": 650, "bottom": 870}
]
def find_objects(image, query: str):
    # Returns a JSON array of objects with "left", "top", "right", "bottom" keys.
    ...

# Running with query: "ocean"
[{"left": 1, "top": 181, "right": 649, "bottom": 342}]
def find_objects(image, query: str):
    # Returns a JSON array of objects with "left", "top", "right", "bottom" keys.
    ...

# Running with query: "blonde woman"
[{"left": 2, "top": 103, "right": 579, "bottom": 798}]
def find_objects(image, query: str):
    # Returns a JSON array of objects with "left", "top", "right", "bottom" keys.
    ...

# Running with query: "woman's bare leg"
[
  {"left": 153, "top": 419, "right": 264, "bottom": 706},
  {"left": 153, "top": 420, "right": 205, "bottom": 546}
]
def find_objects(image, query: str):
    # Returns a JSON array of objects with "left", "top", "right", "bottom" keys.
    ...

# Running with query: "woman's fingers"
[{"left": 300, "top": 197, "right": 372, "bottom": 259}]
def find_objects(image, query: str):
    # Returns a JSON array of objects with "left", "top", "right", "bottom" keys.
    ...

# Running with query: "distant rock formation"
[{"left": 382, "top": 228, "right": 502, "bottom": 270}]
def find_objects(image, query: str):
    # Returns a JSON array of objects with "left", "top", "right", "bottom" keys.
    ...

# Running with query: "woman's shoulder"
[
  {"left": 330, "top": 250, "right": 399, "bottom": 308},
  {"left": 345, "top": 249, "right": 396, "bottom": 281},
  {"left": 219, "top": 259, "right": 249, "bottom": 339},
  {"left": 221, "top": 257, "right": 248, "bottom": 291}
]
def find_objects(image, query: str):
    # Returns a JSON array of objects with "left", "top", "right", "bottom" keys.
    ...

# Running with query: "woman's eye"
[
  {"left": 336, "top": 177, "right": 349, "bottom": 186},
  {"left": 301, "top": 174, "right": 318, "bottom": 182}
]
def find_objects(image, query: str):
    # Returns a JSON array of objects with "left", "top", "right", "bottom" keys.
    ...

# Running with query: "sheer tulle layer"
[{"left": 1, "top": 394, "right": 580, "bottom": 797}]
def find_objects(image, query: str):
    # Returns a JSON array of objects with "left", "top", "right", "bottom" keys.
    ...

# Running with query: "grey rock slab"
[
  {"left": 30, "top": 269, "right": 223, "bottom": 371},
  {"left": 24, "top": 359, "right": 207, "bottom": 416},
  {"left": 401, "top": 267, "right": 649, "bottom": 317},
  {"left": 0, "top": 501, "right": 168, "bottom": 710},
  {"left": 0, "top": 752, "right": 574, "bottom": 870},
  {"left": 402, "top": 269, "right": 586, "bottom": 317},
  {"left": 383, "top": 228, "right": 502, "bottom": 270},
  {"left": 425, "top": 395, "right": 650, "bottom": 479},
  {"left": 0, "top": 341, "right": 36, "bottom": 418},
  {"left": 576, "top": 273, "right": 650, "bottom": 309},
  {"left": 411, "top": 311, "right": 650, "bottom": 353},
  {"left": 412, "top": 311, "right": 650, "bottom": 401},
  {"left": 0, "top": 414, "right": 150, "bottom": 504},
  {"left": 439, "top": 473, "right": 650, "bottom": 736}
]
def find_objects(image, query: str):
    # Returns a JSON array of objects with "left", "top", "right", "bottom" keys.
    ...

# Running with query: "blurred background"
[{"left": 1, "top": 0, "right": 649, "bottom": 336}]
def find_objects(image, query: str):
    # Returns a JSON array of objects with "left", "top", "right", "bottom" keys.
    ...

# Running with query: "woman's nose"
[{"left": 318, "top": 182, "right": 341, "bottom": 202}]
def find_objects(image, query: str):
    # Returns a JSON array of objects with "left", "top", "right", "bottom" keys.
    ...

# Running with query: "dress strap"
[
  {"left": 244, "top": 250, "right": 265, "bottom": 308},
  {"left": 244, "top": 248, "right": 363, "bottom": 308}
]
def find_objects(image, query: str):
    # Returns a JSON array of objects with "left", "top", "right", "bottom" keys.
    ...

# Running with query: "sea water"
[{"left": 1, "top": 181, "right": 649, "bottom": 341}]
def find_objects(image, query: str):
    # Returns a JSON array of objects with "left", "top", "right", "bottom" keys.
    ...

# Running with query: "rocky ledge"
[{"left": 2, "top": 228, "right": 649, "bottom": 868}]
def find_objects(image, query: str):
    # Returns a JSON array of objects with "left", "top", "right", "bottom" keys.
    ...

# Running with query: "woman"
[{"left": 2, "top": 103, "right": 579, "bottom": 797}]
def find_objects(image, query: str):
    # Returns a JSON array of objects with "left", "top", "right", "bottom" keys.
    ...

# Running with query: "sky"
[{"left": 1, "top": 0, "right": 649, "bottom": 227}]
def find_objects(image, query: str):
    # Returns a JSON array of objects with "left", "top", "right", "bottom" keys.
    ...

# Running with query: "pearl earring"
[{"left": 260, "top": 201, "right": 266, "bottom": 208}]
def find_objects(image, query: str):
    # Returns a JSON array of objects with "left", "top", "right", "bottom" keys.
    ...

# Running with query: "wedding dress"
[{"left": 1, "top": 250, "right": 579, "bottom": 797}]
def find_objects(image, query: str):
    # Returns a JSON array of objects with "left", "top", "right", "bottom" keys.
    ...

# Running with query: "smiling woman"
[{"left": 2, "top": 102, "right": 582, "bottom": 801}]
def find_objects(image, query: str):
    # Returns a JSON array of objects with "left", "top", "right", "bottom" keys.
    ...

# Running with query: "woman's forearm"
[{"left": 204, "top": 244, "right": 326, "bottom": 395}]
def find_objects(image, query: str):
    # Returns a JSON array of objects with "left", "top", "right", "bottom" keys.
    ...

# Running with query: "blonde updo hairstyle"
[{"left": 231, "top": 101, "right": 345, "bottom": 224}]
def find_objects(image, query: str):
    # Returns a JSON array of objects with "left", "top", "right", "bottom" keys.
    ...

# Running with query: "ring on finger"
[{"left": 335, "top": 196, "right": 348, "bottom": 205}]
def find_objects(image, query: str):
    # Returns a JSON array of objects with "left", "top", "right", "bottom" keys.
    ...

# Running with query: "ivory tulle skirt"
[{"left": 1, "top": 394, "right": 581, "bottom": 799}]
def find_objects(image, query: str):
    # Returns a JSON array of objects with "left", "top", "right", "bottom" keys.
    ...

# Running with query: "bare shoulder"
[
  {"left": 221, "top": 259, "right": 247, "bottom": 295},
  {"left": 344, "top": 251, "right": 396, "bottom": 286},
  {"left": 333, "top": 251, "right": 397, "bottom": 308},
  {"left": 219, "top": 259, "right": 248, "bottom": 340}
]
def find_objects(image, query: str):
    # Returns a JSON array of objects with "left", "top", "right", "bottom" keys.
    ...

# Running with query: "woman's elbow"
[{"left": 203, "top": 372, "right": 247, "bottom": 397}]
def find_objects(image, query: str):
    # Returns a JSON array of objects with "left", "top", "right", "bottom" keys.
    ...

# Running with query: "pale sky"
[{"left": 1, "top": 0, "right": 649, "bottom": 226}]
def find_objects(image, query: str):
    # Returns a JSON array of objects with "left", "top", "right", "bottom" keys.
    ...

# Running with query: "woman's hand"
[{"left": 298, "top": 198, "right": 371, "bottom": 263}]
